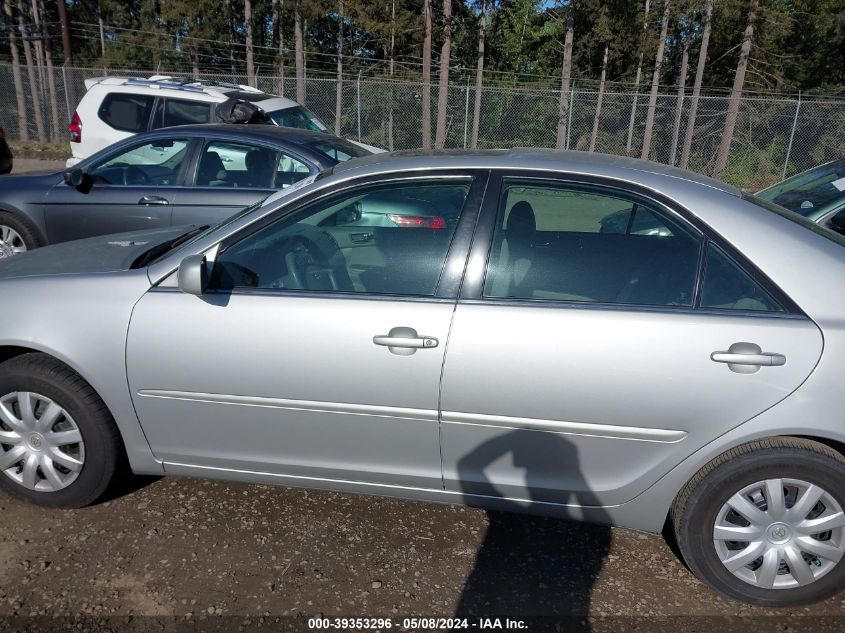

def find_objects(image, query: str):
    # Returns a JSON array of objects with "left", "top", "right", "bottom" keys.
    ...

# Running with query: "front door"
[
  {"left": 440, "top": 176, "right": 823, "bottom": 508},
  {"left": 126, "top": 175, "right": 484, "bottom": 489},
  {"left": 43, "top": 137, "right": 192, "bottom": 243}
]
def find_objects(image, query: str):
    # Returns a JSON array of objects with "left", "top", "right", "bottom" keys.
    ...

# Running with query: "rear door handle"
[
  {"left": 711, "top": 342, "right": 786, "bottom": 374},
  {"left": 373, "top": 326, "right": 438, "bottom": 356},
  {"left": 138, "top": 195, "right": 170, "bottom": 205}
]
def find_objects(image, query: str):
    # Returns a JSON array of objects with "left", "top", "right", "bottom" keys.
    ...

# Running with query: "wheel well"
[
  {"left": 663, "top": 434, "right": 845, "bottom": 541},
  {"left": 0, "top": 207, "right": 46, "bottom": 247},
  {"left": 0, "top": 345, "right": 39, "bottom": 365}
]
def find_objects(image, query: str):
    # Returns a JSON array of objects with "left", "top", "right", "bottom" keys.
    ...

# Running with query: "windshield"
[
  {"left": 309, "top": 139, "right": 372, "bottom": 163},
  {"left": 757, "top": 159, "right": 845, "bottom": 219},
  {"left": 267, "top": 106, "right": 328, "bottom": 132}
]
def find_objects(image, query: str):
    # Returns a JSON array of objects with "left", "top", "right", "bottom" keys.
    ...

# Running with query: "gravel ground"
[
  {"left": 2, "top": 158, "right": 845, "bottom": 632},
  {"left": 2, "top": 476, "right": 845, "bottom": 630}
]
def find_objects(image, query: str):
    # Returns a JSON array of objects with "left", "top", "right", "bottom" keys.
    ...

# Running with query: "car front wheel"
[
  {"left": 0, "top": 211, "right": 40, "bottom": 259},
  {"left": 673, "top": 437, "right": 845, "bottom": 606},
  {"left": 0, "top": 353, "right": 122, "bottom": 507}
]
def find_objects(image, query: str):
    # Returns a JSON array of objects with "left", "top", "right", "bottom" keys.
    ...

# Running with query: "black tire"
[
  {"left": 0, "top": 210, "right": 41, "bottom": 252},
  {"left": 672, "top": 437, "right": 845, "bottom": 606},
  {"left": 0, "top": 353, "right": 122, "bottom": 508}
]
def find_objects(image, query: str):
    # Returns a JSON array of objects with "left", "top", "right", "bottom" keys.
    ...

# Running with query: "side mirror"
[
  {"left": 63, "top": 169, "right": 92, "bottom": 193},
  {"left": 177, "top": 254, "right": 208, "bottom": 296}
]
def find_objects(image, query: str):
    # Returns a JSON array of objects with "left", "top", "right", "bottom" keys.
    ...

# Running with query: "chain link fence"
[{"left": 2, "top": 63, "right": 844, "bottom": 189}]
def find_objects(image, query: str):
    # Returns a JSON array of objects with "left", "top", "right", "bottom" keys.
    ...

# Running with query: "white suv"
[{"left": 67, "top": 75, "right": 381, "bottom": 166}]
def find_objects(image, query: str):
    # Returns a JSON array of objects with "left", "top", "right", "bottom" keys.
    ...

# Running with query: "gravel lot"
[
  {"left": 2, "top": 475, "right": 845, "bottom": 629},
  {"left": 2, "top": 159, "right": 845, "bottom": 632}
]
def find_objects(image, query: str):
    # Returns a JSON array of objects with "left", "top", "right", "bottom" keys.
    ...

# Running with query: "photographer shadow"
[{"left": 454, "top": 430, "right": 612, "bottom": 631}]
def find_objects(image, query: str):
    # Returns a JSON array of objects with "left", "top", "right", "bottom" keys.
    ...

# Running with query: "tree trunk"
[
  {"left": 421, "top": 0, "right": 432, "bottom": 150},
  {"left": 434, "top": 0, "right": 452, "bottom": 149},
  {"left": 335, "top": 0, "right": 343, "bottom": 135},
  {"left": 713, "top": 0, "right": 757, "bottom": 178},
  {"left": 273, "top": 0, "right": 284, "bottom": 96},
  {"left": 4, "top": 0, "right": 28, "bottom": 140},
  {"left": 295, "top": 0, "right": 305, "bottom": 103},
  {"left": 470, "top": 0, "right": 486, "bottom": 149},
  {"left": 640, "top": 0, "right": 671, "bottom": 160},
  {"left": 625, "top": 0, "right": 650, "bottom": 154},
  {"left": 588, "top": 44, "right": 609, "bottom": 153},
  {"left": 387, "top": 0, "right": 395, "bottom": 150},
  {"left": 669, "top": 33, "right": 689, "bottom": 166},
  {"left": 55, "top": 0, "right": 75, "bottom": 111},
  {"left": 19, "top": 8, "right": 46, "bottom": 142},
  {"left": 680, "top": 0, "right": 714, "bottom": 170},
  {"left": 554, "top": 0, "right": 575, "bottom": 150},
  {"left": 38, "top": 0, "right": 61, "bottom": 142},
  {"left": 228, "top": 0, "right": 235, "bottom": 76},
  {"left": 245, "top": 0, "right": 255, "bottom": 87},
  {"left": 98, "top": 1, "right": 106, "bottom": 66},
  {"left": 29, "top": 0, "right": 45, "bottom": 87},
  {"left": 192, "top": 51, "right": 200, "bottom": 80}
]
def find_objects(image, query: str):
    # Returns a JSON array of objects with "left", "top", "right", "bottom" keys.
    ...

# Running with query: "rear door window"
[
  {"left": 194, "top": 141, "right": 312, "bottom": 189},
  {"left": 483, "top": 181, "right": 701, "bottom": 306},
  {"left": 98, "top": 94, "right": 155, "bottom": 133},
  {"left": 152, "top": 98, "right": 213, "bottom": 129}
]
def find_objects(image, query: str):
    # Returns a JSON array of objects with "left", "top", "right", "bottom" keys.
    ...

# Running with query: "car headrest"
[
  {"left": 506, "top": 201, "right": 536, "bottom": 242},
  {"left": 199, "top": 151, "right": 226, "bottom": 182}
]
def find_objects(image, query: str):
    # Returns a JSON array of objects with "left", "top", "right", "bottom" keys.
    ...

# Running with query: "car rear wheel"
[
  {"left": 0, "top": 353, "right": 122, "bottom": 507},
  {"left": 0, "top": 212, "right": 39, "bottom": 259},
  {"left": 672, "top": 437, "right": 845, "bottom": 606}
]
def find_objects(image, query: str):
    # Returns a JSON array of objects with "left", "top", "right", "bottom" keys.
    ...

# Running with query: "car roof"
[
  {"left": 146, "top": 123, "right": 337, "bottom": 144},
  {"left": 84, "top": 76, "right": 300, "bottom": 110},
  {"left": 331, "top": 148, "right": 743, "bottom": 197}
]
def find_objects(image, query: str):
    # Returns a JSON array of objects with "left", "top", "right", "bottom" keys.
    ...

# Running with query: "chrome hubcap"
[
  {"left": 714, "top": 478, "right": 845, "bottom": 589},
  {"left": 0, "top": 392, "right": 85, "bottom": 492},
  {"left": 0, "top": 225, "right": 26, "bottom": 259}
]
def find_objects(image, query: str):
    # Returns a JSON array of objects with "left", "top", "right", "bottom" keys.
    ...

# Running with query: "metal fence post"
[
  {"left": 565, "top": 81, "right": 575, "bottom": 151},
  {"left": 782, "top": 91, "right": 802, "bottom": 180},
  {"left": 357, "top": 70, "right": 362, "bottom": 142},
  {"left": 463, "top": 76, "right": 470, "bottom": 149},
  {"left": 61, "top": 63, "right": 72, "bottom": 121}
]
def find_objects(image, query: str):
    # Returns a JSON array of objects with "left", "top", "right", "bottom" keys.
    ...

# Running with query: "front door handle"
[
  {"left": 138, "top": 195, "right": 170, "bottom": 205},
  {"left": 373, "top": 326, "right": 438, "bottom": 356},
  {"left": 711, "top": 342, "right": 786, "bottom": 374}
]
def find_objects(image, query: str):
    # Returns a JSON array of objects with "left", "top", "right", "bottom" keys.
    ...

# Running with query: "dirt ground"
[{"left": 1, "top": 475, "right": 845, "bottom": 629}]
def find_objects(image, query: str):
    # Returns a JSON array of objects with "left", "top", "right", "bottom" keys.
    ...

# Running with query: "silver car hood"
[{"left": 0, "top": 226, "right": 192, "bottom": 279}]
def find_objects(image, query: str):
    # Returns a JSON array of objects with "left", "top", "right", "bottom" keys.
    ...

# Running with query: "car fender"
[{"left": 0, "top": 271, "right": 164, "bottom": 474}]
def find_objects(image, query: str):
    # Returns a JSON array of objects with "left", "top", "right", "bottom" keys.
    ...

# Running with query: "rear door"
[
  {"left": 440, "top": 173, "right": 823, "bottom": 508},
  {"left": 43, "top": 137, "right": 192, "bottom": 243},
  {"left": 172, "top": 139, "right": 317, "bottom": 227}
]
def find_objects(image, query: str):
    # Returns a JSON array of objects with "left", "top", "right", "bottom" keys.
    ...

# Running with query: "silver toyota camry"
[{"left": 1, "top": 150, "right": 844, "bottom": 607}]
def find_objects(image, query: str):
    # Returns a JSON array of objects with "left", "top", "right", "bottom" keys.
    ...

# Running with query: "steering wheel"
[
  {"left": 124, "top": 165, "right": 150, "bottom": 185},
  {"left": 285, "top": 236, "right": 333, "bottom": 290}
]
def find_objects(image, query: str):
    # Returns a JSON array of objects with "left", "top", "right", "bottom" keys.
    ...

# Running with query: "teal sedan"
[{"left": 757, "top": 159, "right": 845, "bottom": 234}]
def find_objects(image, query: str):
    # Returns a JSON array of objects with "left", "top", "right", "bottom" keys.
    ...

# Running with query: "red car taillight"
[
  {"left": 68, "top": 111, "right": 82, "bottom": 143},
  {"left": 387, "top": 214, "right": 446, "bottom": 229}
]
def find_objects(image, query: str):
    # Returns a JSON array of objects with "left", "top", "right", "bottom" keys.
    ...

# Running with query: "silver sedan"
[{"left": 1, "top": 150, "right": 845, "bottom": 607}]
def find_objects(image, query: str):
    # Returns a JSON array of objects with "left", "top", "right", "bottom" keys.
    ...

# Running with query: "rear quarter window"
[{"left": 98, "top": 94, "right": 155, "bottom": 133}]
